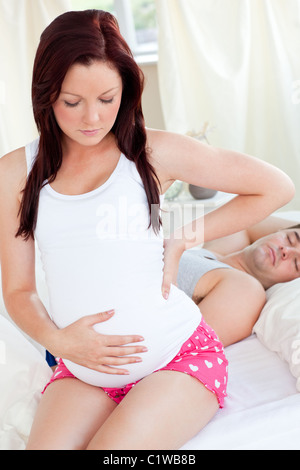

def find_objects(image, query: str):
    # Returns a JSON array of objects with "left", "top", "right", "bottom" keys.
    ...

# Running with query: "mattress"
[{"left": 182, "top": 334, "right": 300, "bottom": 450}]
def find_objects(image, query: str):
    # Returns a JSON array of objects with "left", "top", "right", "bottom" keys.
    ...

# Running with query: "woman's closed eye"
[
  {"left": 100, "top": 98, "right": 114, "bottom": 104},
  {"left": 64, "top": 100, "right": 80, "bottom": 107},
  {"left": 63, "top": 98, "right": 114, "bottom": 108}
]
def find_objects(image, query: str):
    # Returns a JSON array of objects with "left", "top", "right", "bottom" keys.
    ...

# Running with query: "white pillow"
[{"left": 253, "top": 278, "right": 300, "bottom": 392}]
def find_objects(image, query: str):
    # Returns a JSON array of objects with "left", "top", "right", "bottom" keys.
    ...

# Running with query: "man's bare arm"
[{"left": 203, "top": 214, "right": 300, "bottom": 255}]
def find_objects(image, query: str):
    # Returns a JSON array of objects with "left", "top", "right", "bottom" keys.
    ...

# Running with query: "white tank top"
[{"left": 26, "top": 138, "right": 201, "bottom": 387}]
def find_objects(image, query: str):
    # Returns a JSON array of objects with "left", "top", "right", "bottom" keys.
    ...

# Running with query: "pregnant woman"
[{"left": 0, "top": 10, "right": 294, "bottom": 450}]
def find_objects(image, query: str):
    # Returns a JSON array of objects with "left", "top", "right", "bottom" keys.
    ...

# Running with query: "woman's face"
[{"left": 52, "top": 60, "right": 123, "bottom": 147}]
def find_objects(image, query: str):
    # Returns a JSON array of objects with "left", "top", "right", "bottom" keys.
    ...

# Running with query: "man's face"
[{"left": 244, "top": 229, "right": 300, "bottom": 289}]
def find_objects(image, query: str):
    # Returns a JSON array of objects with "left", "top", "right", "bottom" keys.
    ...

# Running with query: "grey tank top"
[{"left": 177, "top": 248, "right": 232, "bottom": 299}]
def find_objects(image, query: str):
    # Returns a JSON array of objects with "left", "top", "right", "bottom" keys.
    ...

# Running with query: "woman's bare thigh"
[
  {"left": 87, "top": 370, "right": 219, "bottom": 450},
  {"left": 26, "top": 378, "right": 117, "bottom": 450}
]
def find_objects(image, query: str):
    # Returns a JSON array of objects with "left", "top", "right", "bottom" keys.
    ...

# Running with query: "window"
[{"left": 71, "top": 0, "right": 158, "bottom": 60}]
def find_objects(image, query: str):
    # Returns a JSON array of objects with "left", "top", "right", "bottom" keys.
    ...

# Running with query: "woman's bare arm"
[
  {"left": 147, "top": 129, "right": 295, "bottom": 296},
  {"left": 149, "top": 130, "right": 294, "bottom": 245}
]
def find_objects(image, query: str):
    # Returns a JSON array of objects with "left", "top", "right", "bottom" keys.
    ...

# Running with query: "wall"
[{"left": 140, "top": 61, "right": 166, "bottom": 130}]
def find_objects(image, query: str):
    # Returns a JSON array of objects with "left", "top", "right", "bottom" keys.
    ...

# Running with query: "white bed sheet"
[{"left": 182, "top": 334, "right": 300, "bottom": 450}]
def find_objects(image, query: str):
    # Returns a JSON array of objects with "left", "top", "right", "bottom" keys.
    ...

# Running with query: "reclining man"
[{"left": 177, "top": 215, "right": 300, "bottom": 347}]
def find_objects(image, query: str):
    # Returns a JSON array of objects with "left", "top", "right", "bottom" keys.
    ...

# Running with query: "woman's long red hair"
[{"left": 16, "top": 9, "right": 161, "bottom": 240}]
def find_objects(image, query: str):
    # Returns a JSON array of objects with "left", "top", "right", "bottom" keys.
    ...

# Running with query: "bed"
[{"left": 1, "top": 212, "right": 300, "bottom": 450}]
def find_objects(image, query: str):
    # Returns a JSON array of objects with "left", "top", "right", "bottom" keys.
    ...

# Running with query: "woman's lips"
[{"left": 80, "top": 129, "right": 100, "bottom": 136}]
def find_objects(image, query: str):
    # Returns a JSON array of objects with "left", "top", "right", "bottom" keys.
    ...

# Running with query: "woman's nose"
[{"left": 83, "top": 105, "right": 100, "bottom": 125}]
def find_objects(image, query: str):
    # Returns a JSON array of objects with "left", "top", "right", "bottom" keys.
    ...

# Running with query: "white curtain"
[
  {"left": 156, "top": 0, "right": 300, "bottom": 209},
  {"left": 0, "top": 0, "right": 72, "bottom": 156}
]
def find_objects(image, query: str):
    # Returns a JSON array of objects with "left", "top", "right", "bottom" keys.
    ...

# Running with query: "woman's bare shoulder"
[
  {"left": 146, "top": 128, "right": 186, "bottom": 152},
  {"left": 1, "top": 145, "right": 26, "bottom": 164},
  {"left": 0, "top": 146, "right": 27, "bottom": 194},
  {"left": 145, "top": 128, "right": 188, "bottom": 184},
  {"left": 145, "top": 127, "right": 210, "bottom": 170}
]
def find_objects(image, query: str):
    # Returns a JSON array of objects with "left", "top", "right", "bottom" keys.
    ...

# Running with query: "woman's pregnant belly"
[
  {"left": 43, "top": 242, "right": 201, "bottom": 387},
  {"left": 51, "top": 283, "right": 201, "bottom": 388}
]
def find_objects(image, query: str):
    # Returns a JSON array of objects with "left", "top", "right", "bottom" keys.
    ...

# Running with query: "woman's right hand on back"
[{"left": 49, "top": 310, "right": 147, "bottom": 375}]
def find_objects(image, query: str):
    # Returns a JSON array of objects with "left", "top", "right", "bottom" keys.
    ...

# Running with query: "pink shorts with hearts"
[{"left": 43, "top": 318, "right": 228, "bottom": 407}]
